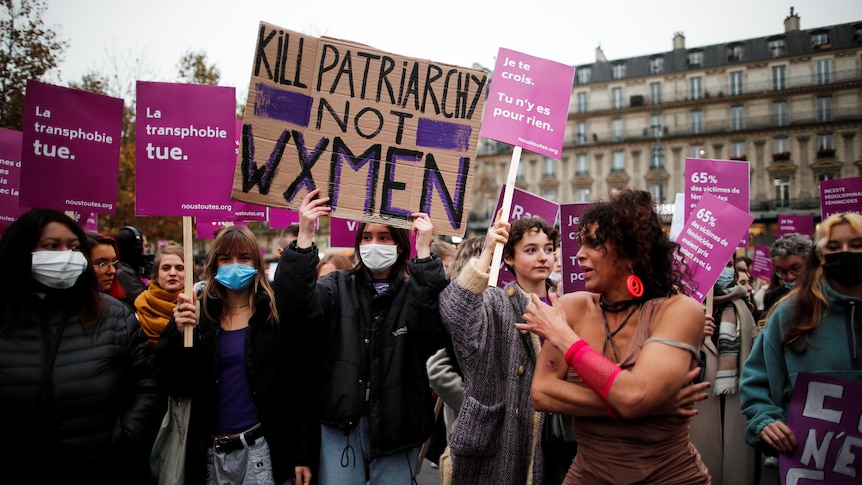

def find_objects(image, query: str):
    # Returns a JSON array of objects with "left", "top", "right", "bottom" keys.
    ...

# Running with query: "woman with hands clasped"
[
  {"left": 517, "top": 189, "right": 711, "bottom": 484},
  {"left": 159, "top": 225, "right": 315, "bottom": 485},
  {"left": 273, "top": 189, "right": 449, "bottom": 485}
]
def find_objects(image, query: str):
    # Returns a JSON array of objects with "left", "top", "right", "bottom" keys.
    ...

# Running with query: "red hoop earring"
[{"left": 626, "top": 274, "right": 644, "bottom": 298}]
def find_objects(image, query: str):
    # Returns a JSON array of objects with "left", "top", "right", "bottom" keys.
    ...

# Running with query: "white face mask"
[
  {"left": 359, "top": 244, "right": 399, "bottom": 273},
  {"left": 31, "top": 250, "right": 89, "bottom": 289}
]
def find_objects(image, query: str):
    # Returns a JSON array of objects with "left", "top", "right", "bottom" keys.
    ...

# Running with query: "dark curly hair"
[{"left": 578, "top": 189, "right": 688, "bottom": 300}]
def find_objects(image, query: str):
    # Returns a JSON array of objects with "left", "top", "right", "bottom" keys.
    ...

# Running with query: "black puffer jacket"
[
  {"left": 0, "top": 292, "right": 160, "bottom": 484},
  {"left": 158, "top": 289, "right": 317, "bottom": 485},
  {"left": 274, "top": 242, "right": 448, "bottom": 458}
]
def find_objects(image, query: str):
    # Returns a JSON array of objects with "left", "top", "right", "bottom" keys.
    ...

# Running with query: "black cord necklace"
[
  {"left": 602, "top": 304, "right": 639, "bottom": 363},
  {"left": 599, "top": 296, "right": 638, "bottom": 313}
]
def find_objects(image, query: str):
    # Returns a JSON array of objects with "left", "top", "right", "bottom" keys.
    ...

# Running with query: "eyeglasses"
[
  {"left": 774, "top": 266, "right": 802, "bottom": 279},
  {"left": 94, "top": 259, "right": 121, "bottom": 273}
]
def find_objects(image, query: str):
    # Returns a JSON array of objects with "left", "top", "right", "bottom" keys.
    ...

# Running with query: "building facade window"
[
  {"left": 817, "top": 96, "right": 833, "bottom": 122},
  {"left": 612, "top": 63, "right": 626, "bottom": 80},
  {"left": 649, "top": 57, "right": 664, "bottom": 74},
  {"left": 516, "top": 163, "right": 525, "bottom": 181},
  {"left": 650, "top": 82, "right": 661, "bottom": 104},
  {"left": 730, "top": 71, "right": 744, "bottom": 95},
  {"left": 576, "top": 154, "right": 589, "bottom": 175},
  {"left": 690, "top": 76, "right": 703, "bottom": 100},
  {"left": 688, "top": 51, "right": 703, "bottom": 67},
  {"left": 772, "top": 65, "right": 786, "bottom": 90},
  {"left": 768, "top": 38, "right": 786, "bottom": 58},
  {"left": 650, "top": 114, "right": 663, "bottom": 138},
  {"left": 576, "top": 122, "right": 588, "bottom": 144},
  {"left": 818, "top": 133, "right": 834, "bottom": 150},
  {"left": 612, "top": 87, "right": 623, "bottom": 109},
  {"left": 611, "top": 118, "right": 623, "bottom": 141},
  {"left": 816, "top": 59, "right": 831, "bottom": 85},
  {"left": 543, "top": 157, "right": 556, "bottom": 178},
  {"left": 774, "top": 176, "right": 791, "bottom": 208},
  {"left": 773, "top": 101, "right": 788, "bottom": 126},
  {"left": 727, "top": 44, "right": 744, "bottom": 62},
  {"left": 649, "top": 183, "right": 664, "bottom": 204},
  {"left": 690, "top": 110, "right": 704, "bottom": 134},
  {"left": 731, "top": 141, "right": 746, "bottom": 159},
  {"left": 576, "top": 67, "right": 591, "bottom": 84},
  {"left": 774, "top": 137, "right": 790, "bottom": 154},
  {"left": 611, "top": 151, "right": 625, "bottom": 172},
  {"left": 542, "top": 188, "right": 557, "bottom": 200},
  {"left": 811, "top": 32, "right": 830, "bottom": 49},
  {"left": 730, "top": 106, "right": 745, "bottom": 131},
  {"left": 651, "top": 145, "right": 665, "bottom": 169},
  {"left": 691, "top": 145, "right": 706, "bottom": 158},
  {"left": 575, "top": 188, "right": 590, "bottom": 202},
  {"left": 576, "top": 92, "right": 588, "bottom": 113}
]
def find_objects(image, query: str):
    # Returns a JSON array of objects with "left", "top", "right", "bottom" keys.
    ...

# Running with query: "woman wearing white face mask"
[
  {"left": 0, "top": 209, "right": 161, "bottom": 484},
  {"left": 274, "top": 189, "right": 449, "bottom": 485}
]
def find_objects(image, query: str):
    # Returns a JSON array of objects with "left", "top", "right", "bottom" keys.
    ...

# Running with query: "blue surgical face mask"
[
  {"left": 716, "top": 267, "right": 735, "bottom": 290},
  {"left": 214, "top": 263, "right": 257, "bottom": 291},
  {"left": 784, "top": 281, "right": 796, "bottom": 290}
]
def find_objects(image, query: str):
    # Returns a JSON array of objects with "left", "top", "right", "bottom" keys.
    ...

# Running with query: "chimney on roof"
[
  {"left": 784, "top": 6, "right": 800, "bottom": 32},
  {"left": 673, "top": 32, "right": 686, "bottom": 50},
  {"left": 596, "top": 43, "right": 608, "bottom": 63}
]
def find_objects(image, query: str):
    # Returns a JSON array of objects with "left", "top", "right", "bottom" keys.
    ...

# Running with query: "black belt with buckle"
[{"left": 213, "top": 424, "right": 265, "bottom": 454}]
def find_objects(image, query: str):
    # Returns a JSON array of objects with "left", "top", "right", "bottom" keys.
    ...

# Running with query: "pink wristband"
[{"left": 564, "top": 340, "right": 588, "bottom": 366}]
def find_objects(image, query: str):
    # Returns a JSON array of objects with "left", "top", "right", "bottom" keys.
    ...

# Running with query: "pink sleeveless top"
[{"left": 562, "top": 298, "right": 711, "bottom": 485}]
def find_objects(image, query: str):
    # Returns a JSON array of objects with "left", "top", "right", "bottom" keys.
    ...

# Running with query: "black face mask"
[{"left": 823, "top": 252, "right": 862, "bottom": 287}]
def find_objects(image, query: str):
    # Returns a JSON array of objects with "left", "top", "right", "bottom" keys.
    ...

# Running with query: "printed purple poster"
[
  {"left": 331, "top": 217, "right": 361, "bottom": 248},
  {"left": 776, "top": 214, "right": 814, "bottom": 238},
  {"left": 479, "top": 48, "right": 574, "bottom": 160},
  {"left": 0, "top": 128, "right": 28, "bottom": 233},
  {"left": 750, "top": 245, "right": 773, "bottom": 282},
  {"left": 491, "top": 185, "right": 560, "bottom": 288},
  {"left": 136, "top": 82, "right": 242, "bottom": 218},
  {"left": 820, "top": 177, "right": 862, "bottom": 218},
  {"left": 781, "top": 372, "right": 862, "bottom": 484},
  {"left": 69, "top": 211, "right": 98, "bottom": 232},
  {"left": 19, "top": 80, "right": 122, "bottom": 213},
  {"left": 559, "top": 203, "right": 591, "bottom": 294},
  {"left": 195, "top": 219, "right": 248, "bottom": 240},
  {"left": 684, "top": 158, "right": 750, "bottom": 246},
  {"left": 677, "top": 192, "right": 754, "bottom": 303},
  {"left": 267, "top": 208, "right": 299, "bottom": 229}
]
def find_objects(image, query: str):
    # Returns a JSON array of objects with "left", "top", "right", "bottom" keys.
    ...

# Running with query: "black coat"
[
  {"left": 0, "top": 292, "right": 160, "bottom": 484},
  {"left": 158, "top": 289, "right": 317, "bottom": 484},
  {"left": 274, "top": 242, "right": 448, "bottom": 458}
]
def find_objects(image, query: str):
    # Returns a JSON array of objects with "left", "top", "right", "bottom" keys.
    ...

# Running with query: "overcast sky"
[{"left": 45, "top": 0, "right": 860, "bottom": 104}]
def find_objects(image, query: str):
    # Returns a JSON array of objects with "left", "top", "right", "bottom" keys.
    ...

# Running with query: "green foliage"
[
  {"left": 0, "top": 0, "right": 67, "bottom": 130},
  {"left": 177, "top": 51, "right": 221, "bottom": 86}
]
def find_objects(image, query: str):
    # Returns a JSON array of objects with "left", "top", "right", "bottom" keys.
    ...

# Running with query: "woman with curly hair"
[
  {"left": 740, "top": 212, "right": 862, "bottom": 458},
  {"left": 518, "top": 188, "right": 710, "bottom": 484}
]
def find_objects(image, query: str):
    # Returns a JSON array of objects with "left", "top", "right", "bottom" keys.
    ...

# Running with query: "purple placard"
[
  {"left": 479, "top": 48, "right": 574, "bottom": 160},
  {"left": 781, "top": 372, "right": 862, "bottom": 484},
  {"left": 559, "top": 203, "right": 591, "bottom": 294},
  {"left": 776, "top": 214, "right": 814, "bottom": 238},
  {"left": 820, "top": 177, "right": 862, "bottom": 218},
  {"left": 0, "top": 128, "right": 28, "bottom": 233},
  {"left": 19, "top": 80, "right": 122, "bottom": 213},
  {"left": 69, "top": 211, "right": 98, "bottom": 232},
  {"left": 267, "top": 207, "right": 299, "bottom": 229},
  {"left": 678, "top": 192, "right": 754, "bottom": 303},
  {"left": 331, "top": 217, "right": 361, "bottom": 248},
  {"left": 195, "top": 219, "right": 249, "bottom": 240},
  {"left": 684, "top": 158, "right": 750, "bottom": 246},
  {"left": 491, "top": 185, "right": 560, "bottom": 288},
  {"left": 136, "top": 82, "right": 240, "bottom": 218},
  {"left": 750, "top": 245, "right": 773, "bottom": 282}
]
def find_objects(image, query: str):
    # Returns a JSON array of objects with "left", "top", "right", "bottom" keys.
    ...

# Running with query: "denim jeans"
[{"left": 319, "top": 417, "right": 420, "bottom": 485}]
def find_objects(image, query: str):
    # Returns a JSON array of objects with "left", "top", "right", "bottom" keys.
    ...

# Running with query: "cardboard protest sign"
[
  {"left": 781, "top": 372, "right": 862, "bottom": 484},
  {"left": 232, "top": 22, "right": 488, "bottom": 237},
  {"left": 677, "top": 192, "right": 754, "bottom": 303},
  {"left": 750, "top": 245, "right": 773, "bottom": 282},
  {"left": 820, "top": 177, "right": 862, "bottom": 218},
  {"left": 684, "top": 158, "right": 750, "bottom": 247},
  {"left": 479, "top": 48, "right": 574, "bottom": 160},
  {"left": 0, "top": 128, "right": 28, "bottom": 233},
  {"left": 559, "top": 203, "right": 591, "bottom": 294},
  {"left": 777, "top": 214, "right": 814, "bottom": 238},
  {"left": 20, "top": 80, "right": 122, "bottom": 213}
]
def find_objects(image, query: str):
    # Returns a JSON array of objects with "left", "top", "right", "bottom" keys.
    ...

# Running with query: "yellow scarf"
[{"left": 135, "top": 281, "right": 181, "bottom": 348}]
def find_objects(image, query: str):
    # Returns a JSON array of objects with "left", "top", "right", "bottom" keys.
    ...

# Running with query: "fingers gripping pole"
[
  {"left": 183, "top": 216, "right": 194, "bottom": 348},
  {"left": 488, "top": 146, "right": 522, "bottom": 287}
]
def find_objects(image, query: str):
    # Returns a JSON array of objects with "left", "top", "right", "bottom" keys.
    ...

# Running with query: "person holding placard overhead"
[
  {"left": 740, "top": 212, "right": 862, "bottom": 464},
  {"left": 516, "top": 189, "right": 711, "bottom": 484},
  {"left": 0, "top": 209, "right": 160, "bottom": 484},
  {"left": 159, "top": 225, "right": 315, "bottom": 485},
  {"left": 274, "top": 189, "right": 448, "bottom": 485}
]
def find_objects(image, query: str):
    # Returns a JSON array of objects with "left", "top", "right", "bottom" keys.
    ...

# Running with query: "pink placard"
[
  {"left": 559, "top": 203, "right": 591, "bottom": 294},
  {"left": 194, "top": 219, "right": 249, "bottom": 240},
  {"left": 776, "top": 214, "right": 813, "bottom": 238},
  {"left": 69, "top": 211, "right": 98, "bottom": 232},
  {"left": 750, "top": 245, "right": 773, "bottom": 281},
  {"left": 19, "top": 80, "right": 122, "bottom": 213},
  {"left": 0, "top": 128, "right": 28, "bottom": 233},
  {"left": 331, "top": 216, "right": 361, "bottom": 248},
  {"left": 820, "top": 177, "right": 862, "bottom": 218},
  {"left": 781, "top": 373, "right": 862, "bottom": 484},
  {"left": 267, "top": 208, "right": 300, "bottom": 229},
  {"left": 684, "top": 158, "right": 750, "bottom": 247},
  {"left": 479, "top": 48, "right": 574, "bottom": 160},
  {"left": 136, "top": 82, "right": 252, "bottom": 219},
  {"left": 678, "top": 192, "right": 754, "bottom": 303}
]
